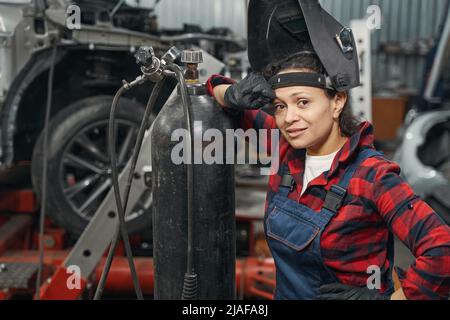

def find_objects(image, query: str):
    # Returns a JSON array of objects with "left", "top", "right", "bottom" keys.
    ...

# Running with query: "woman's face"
[{"left": 273, "top": 72, "right": 346, "bottom": 150}]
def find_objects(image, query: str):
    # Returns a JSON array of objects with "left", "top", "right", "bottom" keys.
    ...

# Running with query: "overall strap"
[
  {"left": 278, "top": 164, "right": 295, "bottom": 197},
  {"left": 322, "top": 148, "right": 384, "bottom": 214}
]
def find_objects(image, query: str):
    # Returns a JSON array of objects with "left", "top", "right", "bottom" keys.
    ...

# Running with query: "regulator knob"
[{"left": 181, "top": 50, "right": 203, "bottom": 64}]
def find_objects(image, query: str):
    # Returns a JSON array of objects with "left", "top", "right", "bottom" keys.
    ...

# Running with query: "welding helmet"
[{"left": 248, "top": 0, "right": 360, "bottom": 92}]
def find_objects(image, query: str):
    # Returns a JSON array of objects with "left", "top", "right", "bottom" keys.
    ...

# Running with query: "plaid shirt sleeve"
[
  {"left": 370, "top": 158, "right": 450, "bottom": 300},
  {"left": 206, "top": 74, "right": 278, "bottom": 153}
]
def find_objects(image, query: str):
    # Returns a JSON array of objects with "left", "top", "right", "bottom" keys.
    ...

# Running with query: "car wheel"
[{"left": 31, "top": 95, "right": 153, "bottom": 238}]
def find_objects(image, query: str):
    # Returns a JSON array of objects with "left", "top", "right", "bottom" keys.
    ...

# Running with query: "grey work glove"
[
  {"left": 317, "top": 283, "right": 390, "bottom": 300},
  {"left": 224, "top": 72, "right": 276, "bottom": 111}
]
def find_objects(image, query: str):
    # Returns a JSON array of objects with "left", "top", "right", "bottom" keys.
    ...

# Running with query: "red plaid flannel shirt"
[{"left": 207, "top": 74, "right": 450, "bottom": 300}]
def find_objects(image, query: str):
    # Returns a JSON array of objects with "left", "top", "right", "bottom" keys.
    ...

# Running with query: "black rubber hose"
[
  {"left": 104, "top": 85, "right": 143, "bottom": 300},
  {"left": 94, "top": 79, "right": 165, "bottom": 300},
  {"left": 35, "top": 42, "right": 57, "bottom": 300},
  {"left": 166, "top": 64, "right": 198, "bottom": 300},
  {"left": 93, "top": 87, "right": 126, "bottom": 300},
  {"left": 93, "top": 226, "right": 119, "bottom": 300}
]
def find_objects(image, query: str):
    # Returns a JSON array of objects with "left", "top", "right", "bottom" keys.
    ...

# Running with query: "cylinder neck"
[{"left": 177, "top": 83, "right": 206, "bottom": 96}]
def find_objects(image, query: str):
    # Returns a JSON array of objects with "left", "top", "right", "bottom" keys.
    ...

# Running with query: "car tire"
[{"left": 31, "top": 95, "right": 153, "bottom": 238}]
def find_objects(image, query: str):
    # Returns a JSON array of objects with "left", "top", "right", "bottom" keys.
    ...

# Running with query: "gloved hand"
[
  {"left": 224, "top": 72, "right": 275, "bottom": 111},
  {"left": 317, "top": 283, "right": 390, "bottom": 300}
]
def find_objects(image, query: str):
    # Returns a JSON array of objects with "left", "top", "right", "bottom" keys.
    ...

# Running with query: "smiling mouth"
[{"left": 286, "top": 128, "right": 308, "bottom": 138}]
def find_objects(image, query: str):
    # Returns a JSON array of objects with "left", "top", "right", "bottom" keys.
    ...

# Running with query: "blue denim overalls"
[{"left": 265, "top": 148, "right": 386, "bottom": 300}]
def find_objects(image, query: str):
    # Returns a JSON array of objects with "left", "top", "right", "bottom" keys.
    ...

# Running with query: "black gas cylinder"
[{"left": 151, "top": 83, "right": 236, "bottom": 299}]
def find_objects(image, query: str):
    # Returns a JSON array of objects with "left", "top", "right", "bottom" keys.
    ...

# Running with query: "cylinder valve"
[{"left": 181, "top": 50, "right": 203, "bottom": 84}]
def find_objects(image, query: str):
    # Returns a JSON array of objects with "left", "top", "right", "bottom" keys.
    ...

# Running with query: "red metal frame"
[
  {"left": 0, "top": 215, "right": 33, "bottom": 255},
  {"left": 0, "top": 190, "right": 276, "bottom": 300},
  {"left": 0, "top": 289, "right": 14, "bottom": 300},
  {"left": 0, "top": 190, "right": 36, "bottom": 213},
  {"left": 1, "top": 250, "right": 276, "bottom": 300}
]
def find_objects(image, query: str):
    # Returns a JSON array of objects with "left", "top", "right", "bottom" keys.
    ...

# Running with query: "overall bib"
[{"left": 265, "top": 148, "right": 388, "bottom": 299}]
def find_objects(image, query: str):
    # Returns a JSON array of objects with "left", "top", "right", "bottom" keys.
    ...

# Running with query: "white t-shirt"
[{"left": 300, "top": 149, "right": 340, "bottom": 196}]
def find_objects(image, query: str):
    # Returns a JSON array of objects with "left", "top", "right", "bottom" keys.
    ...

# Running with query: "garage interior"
[{"left": 0, "top": 0, "right": 449, "bottom": 300}]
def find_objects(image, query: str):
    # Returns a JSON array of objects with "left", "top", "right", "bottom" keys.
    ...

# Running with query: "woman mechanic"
[
  {"left": 207, "top": 52, "right": 450, "bottom": 300},
  {"left": 205, "top": 1, "right": 450, "bottom": 300}
]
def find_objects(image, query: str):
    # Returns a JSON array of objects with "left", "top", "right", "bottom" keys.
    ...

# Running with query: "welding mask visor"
[{"left": 248, "top": 0, "right": 360, "bottom": 92}]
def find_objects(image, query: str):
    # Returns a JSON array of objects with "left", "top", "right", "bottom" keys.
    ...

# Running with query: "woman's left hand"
[{"left": 317, "top": 283, "right": 390, "bottom": 300}]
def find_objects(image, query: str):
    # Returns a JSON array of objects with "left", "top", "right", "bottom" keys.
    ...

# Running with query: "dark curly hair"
[{"left": 263, "top": 52, "right": 361, "bottom": 137}]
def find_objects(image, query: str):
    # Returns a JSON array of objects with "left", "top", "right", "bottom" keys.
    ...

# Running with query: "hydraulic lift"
[
  {"left": 0, "top": 190, "right": 277, "bottom": 300},
  {"left": 0, "top": 147, "right": 277, "bottom": 300}
]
